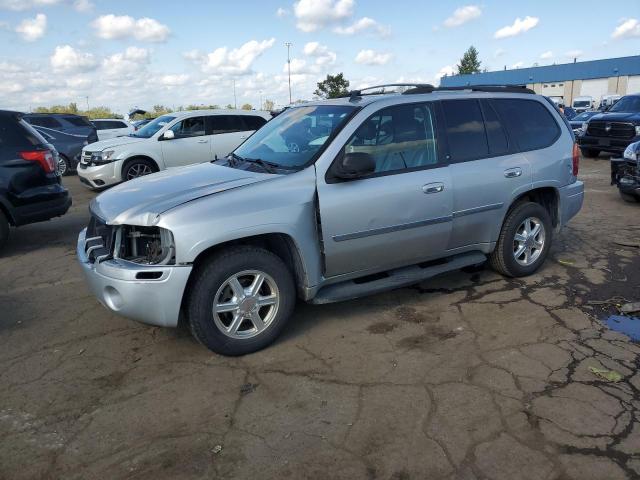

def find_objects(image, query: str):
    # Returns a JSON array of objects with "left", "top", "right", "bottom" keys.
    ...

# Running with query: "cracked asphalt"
[{"left": 1, "top": 157, "right": 639, "bottom": 480}]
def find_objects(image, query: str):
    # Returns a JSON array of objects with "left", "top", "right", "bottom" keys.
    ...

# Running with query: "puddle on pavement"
[{"left": 604, "top": 315, "right": 640, "bottom": 342}]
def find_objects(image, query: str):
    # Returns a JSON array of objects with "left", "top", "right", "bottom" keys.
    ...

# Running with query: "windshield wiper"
[
  {"left": 220, "top": 152, "right": 243, "bottom": 166},
  {"left": 243, "top": 157, "right": 278, "bottom": 173}
]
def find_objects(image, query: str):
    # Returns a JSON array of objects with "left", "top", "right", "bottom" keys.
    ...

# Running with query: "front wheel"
[
  {"left": 57, "top": 155, "right": 71, "bottom": 176},
  {"left": 489, "top": 202, "right": 552, "bottom": 277},
  {"left": 123, "top": 158, "right": 157, "bottom": 181},
  {"left": 187, "top": 246, "right": 296, "bottom": 356}
]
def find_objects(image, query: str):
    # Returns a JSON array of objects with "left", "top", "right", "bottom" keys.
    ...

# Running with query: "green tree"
[
  {"left": 314, "top": 73, "right": 350, "bottom": 99},
  {"left": 263, "top": 99, "right": 275, "bottom": 111},
  {"left": 457, "top": 46, "right": 481, "bottom": 74},
  {"left": 241, "top": 103, "right": 253, "bottom": 110},
  {"left": 225, "top": 104, "right": 234, "bottom": 109}
]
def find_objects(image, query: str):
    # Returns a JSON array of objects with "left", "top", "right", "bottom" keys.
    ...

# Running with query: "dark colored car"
[
  {"left": 22, "top": 113, "right": 98, "bottom": 143},
  {"left": 0, "top": 110, "right": 72, "bottom": 250},
  {"left": 32, "top": 125, "right": 88, "bottom": 176},
  {"left": 568, "top": 111, "right": 600, "bottom": 134},
  {"left": 563, "top": 106, "right": 577, "bottom": 120},
  {"left": 578, "top": 94, "right": 640, "bottom": 157},
  {"left": 611, "top": 141, "right": 640, "bottom": 203}
]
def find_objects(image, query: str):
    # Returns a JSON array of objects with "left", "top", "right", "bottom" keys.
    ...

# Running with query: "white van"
[
  {"left": 78, "top": 109, "right": 270, "bottom": 189},
  {"left": 571, "top": 96, "right": 594, "bottom": 113},
  {"left": 91, "top": 118, "right": 135, "bottom": 141}
]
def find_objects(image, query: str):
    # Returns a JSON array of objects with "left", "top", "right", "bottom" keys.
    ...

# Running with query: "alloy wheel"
[
  {"left": 126, "top": 163, "right": 153, "bottom": 180},
  {"left": 513, "top": 217, "right": 545, "bottom": 266}
]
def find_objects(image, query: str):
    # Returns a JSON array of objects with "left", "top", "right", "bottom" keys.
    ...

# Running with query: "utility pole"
[
  {"left": 259, "top": 90, "right": 263, "bottom": 110},
  {"left": 233, "top": 79, "right": 237, "bottom": 109},
  {"left": 285, "top": 42, "right": 292, "bottom": 104},
  {"left": 85, "top": 96, "right": 89, "bottom": 111}
]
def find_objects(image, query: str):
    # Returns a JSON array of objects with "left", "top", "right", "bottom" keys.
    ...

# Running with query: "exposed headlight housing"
[
  {"left": 636, "top": 125, "right": 640, "bottom": 137},
  {"left": 623, "top": 142, "right": 640, "bottom": 162},
  {"left": 91, "top": 150, "right": 116, "bottom": 165},
  {"left": 114, "top": 225, "right": 175, "bottom": 265}
]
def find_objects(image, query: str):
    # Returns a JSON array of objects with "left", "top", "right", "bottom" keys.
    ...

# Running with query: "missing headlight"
[{"left": 115, "top": 226, "right": 175, "bottom": 265}]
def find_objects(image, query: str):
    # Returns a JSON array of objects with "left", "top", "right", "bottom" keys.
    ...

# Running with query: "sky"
[{"left": 0, "top": 0, "right": 639, "bottom": 114}]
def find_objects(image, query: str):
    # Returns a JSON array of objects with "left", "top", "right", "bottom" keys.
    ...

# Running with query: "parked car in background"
[
  {"left": 572, "top": 96, "right": 595, "bottom": 113},
  {"left": 78, "top": 109, "right": 270, "bottom": 189},
  {"left": 578, "top": 93, "right": 640, "bottom": 157},
  {"left": 0, "top": 110, "right": 71, "bottom": 250},
  {"left": 91, "top": 118, "right": 135, "bottom": 141},
  {"left": 562, "top": 106, "right": 577, "bottom": 120},
  {"left": 599, "top": 94, "right": 621, "bottom": 111},
  {"left": 22, "top": 112, "right": 98, "bottom": 143},
  {"left": 77, "top": 85, "right": 583, "bottom": 355},
  {"left": 568, "top": 111, "right": 599, "bottom": 135},
  {"left": 133, "top": 118, "right": 153, "bottom": 130},
  {"left": 32, "top": 126, "right": 89, "bottom": 176},
  {"left": 611, "top": 141, "right": 640, "bottom": 203}
]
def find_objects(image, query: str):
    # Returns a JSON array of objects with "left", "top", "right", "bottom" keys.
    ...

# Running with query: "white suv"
[
  {"left": 91, "top": 118, "right": 135, "bottom": 141},
  {"left": 78, "top": 109, "right": 270, "bottom": 189}
]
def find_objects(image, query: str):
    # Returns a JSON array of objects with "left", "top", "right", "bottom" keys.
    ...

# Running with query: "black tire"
[
  {"left": 57, "top": 155, "right": 72, "bottom": 176},
  {"left": 122, "top": 158, "right": 157, "bottom": 182},
  {"left": 489, "top": 202, "right": 553, "bottom": 277},
  {"left": 620, "top": 191, "right": 640, "bottom": 203},
  {"left": 0, "top": 209, "right": 9, "bottom": 251},
  {"left": 580, "top": 148, "right": 600, "bottom": 158},
  {"left": 187, "top": 246, "right": 296, "bottom": 356}
]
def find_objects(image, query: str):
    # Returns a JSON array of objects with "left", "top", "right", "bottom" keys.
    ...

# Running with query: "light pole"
[
  {"left": 232, "top": 79, "right": 237, "bottom": 109},
  {"left": 285, "top": 42, "right": 292, "bottom": 104},
  {"left": 259, "top": 90, "right": 263, "bottom": 110},
  {"left": 85, "top": 96, "right": 89, "bottom": 111}
]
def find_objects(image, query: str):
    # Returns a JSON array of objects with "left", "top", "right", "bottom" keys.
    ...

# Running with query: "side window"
[
  {"left": 169, "top": 116, "right": 206, "bottom": 138},
  {"left": 0, "top": 119, "right": 41, "bottom": 147},
  {"left": 442, "top": 100, "right": 488, "bottom": 162},
  {"left": 242, "top": 116, "right": 267, "bottom": 131},
  {"left": 344, "top": 103, "right": 439, "bottom": 174},
  {"left": 111, "top": 121, "right": 128, "bottom": 129},
  {"left": 491, "top": 99, "right": 560, "bottom": 151},
  {"left": 211, "top": 115, "right": 246, "bottom": 134},
  {"left": 480, "top": 100, "right": 509, "bottom": 156},
  {"left": 92, "top": 121, "right": 106, "bottom": 130}
]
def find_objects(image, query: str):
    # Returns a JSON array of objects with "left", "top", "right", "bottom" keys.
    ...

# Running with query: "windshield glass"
[
  {"left": 131, "top": 115, "right": 176, "bottom": 138},
  {"left": 573, "top": 101, "right": 590, "bottom": 108},
  {"left": 233, "top": 105, "right": 355, "bottom": 168},
  {"left": 608, "top": 96, "right": 640, "bottom": 113}
]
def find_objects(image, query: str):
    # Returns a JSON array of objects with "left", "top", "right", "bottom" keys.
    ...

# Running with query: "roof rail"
[
  {"left": 343, "top": 83, "right": 435, "bottom": 100},
  {"left": 403, "top": 84, "right": 535, "bottom": 95}
]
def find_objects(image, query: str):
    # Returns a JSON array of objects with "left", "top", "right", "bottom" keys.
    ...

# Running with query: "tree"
[
  {"left": 263, "top": 99, "right": 275, "bottom": 111},
  {"left": 241, "top": 103, "right": 253, "bottom": 110},
  {"left": 457, "top": 46, "right": 481, "bottom": 75},
  {"left": 225, "top": 104, "right": 234, "bottom": 109},
  {"left": 314, "top": 73, "right": 350, "bottom": 99}
]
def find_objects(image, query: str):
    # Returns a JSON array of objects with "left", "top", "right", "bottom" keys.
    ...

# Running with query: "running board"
[{"left": 311, "top": 252, "right": 486, "bottom": 305}]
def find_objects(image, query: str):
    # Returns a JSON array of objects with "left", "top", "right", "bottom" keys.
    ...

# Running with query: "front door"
[
  {"left": 317, "top": 102, "right": 453, "bottom": 277},
  {"left": 160, "top": 116, "right": 211, "bottom": 167},
  {"left": 209, "top": 115, "right": 250, "bottom": 159}
]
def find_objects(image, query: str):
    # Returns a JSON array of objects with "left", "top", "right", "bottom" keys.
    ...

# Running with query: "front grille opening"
[
  {"left": 117, "top": 225, "right": 175, "bottom": 265},
  {"left": 135, "top": 271, "right": 163, "bottom": 280}
]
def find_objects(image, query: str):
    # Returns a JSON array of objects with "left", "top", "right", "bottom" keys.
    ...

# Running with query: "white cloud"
[
  {"left": 355, "top": 49, "right": 392, "bottom": 66},
  {"left": 303, "top": 41, "right": 336, "bottom": 66},
  {"left": 612, "top": 18, "right": 640, "bottom": 39},
  {"left": 443, "top": 5, "right": 481, "bottom": 28},
  {"left": 65, "top": 75, "right": 91, "bottom": 89},
  {"left": 102, "top": 47, "right": 150, "bottom": 77},
  {"left": 435, "top": 65, "right": 455, "bottom": 83},
  {"left": 91, "top": 14, "right": 170, "bottom": 42},
  {"left": 0, "top": 0, "right": 58, "bottom": 10},
  {"left": 195, "top": 38, "right": 275, "bottom": 75},
  {"left": 158, "top": 74, "right": 190, "bottom": 87},
  {"left": 50, "top": 45, "right": 97, "bottom": 72},
  {"left": 540, "top": 51, "right": 553, "bottom": 59},
  {"left": 293, "top": 0, "right": 353, "bottom": 32},
  {"left": 73, "top": 0, "right": 92, "bottom": 12},
  {"left": 494, "top": 16, "right": 539, "bottom": 39},
  {"left": 493, "top": 48, "right": 506, "bottom": 58},
  {"left": 511, "top": 61, "right": 524, "bottom": 69},
  {"left": 565, "top": 50, "right": 583, "bottom": 59},
  {"left": 15, "top": 12, "right": 46, "bottom": 41},
  {"left": 276, "top": 7, "right": 289, "bottom": 17},
  {"left": 334, "top": 17, "right": 390, "bottom": 37}
]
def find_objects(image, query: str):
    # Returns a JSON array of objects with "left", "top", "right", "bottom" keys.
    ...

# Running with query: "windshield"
[
  {"left": 131, "top": 115, "right": 176, "bottom": 138},
  {"left": 608, "top": 96, "right": 640, "bottom": 113},
  {"left": 233, "top": 105, "right": 355, "bottom": 168},
  {"left": 573, "top": 101, "right": 590, "bottom": 108}
]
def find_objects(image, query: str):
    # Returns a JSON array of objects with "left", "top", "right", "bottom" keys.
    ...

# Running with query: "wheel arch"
[
  {"left": 121, "top": 155, "right": 161, "bottom": 177},
  {"left": 494, "top": 186, "right": 560, "bottom": 243}
]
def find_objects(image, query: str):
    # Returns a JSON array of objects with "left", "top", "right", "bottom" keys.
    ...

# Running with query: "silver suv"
[{"left": 77, "top": 85, "right": 584, "bottom": 355}]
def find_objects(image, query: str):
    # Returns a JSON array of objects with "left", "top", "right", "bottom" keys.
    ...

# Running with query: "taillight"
[
  {"left": 20, "top": 150, "right": 56, "bottom": 173},
  {"left": 572, "top": 142, "right": 579, "bottom": 177}
]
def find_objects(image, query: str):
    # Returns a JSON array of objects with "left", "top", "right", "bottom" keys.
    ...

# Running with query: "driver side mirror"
[
  {"left": 161, "top": 130, "right": 175, "bottom": 140},
  {"left": 333, "top": 152, "right": 376, "bottom": 180}
]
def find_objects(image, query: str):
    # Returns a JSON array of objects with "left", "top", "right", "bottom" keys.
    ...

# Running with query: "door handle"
[
  {"left": 197, "top": 139, "right": 208, "bottom": 143},
  {"left": 504, "top": 167, "right": 522, "bottom": 178},
  {"left": 422, "top": 182, "right": 444, "bottom": 194}
]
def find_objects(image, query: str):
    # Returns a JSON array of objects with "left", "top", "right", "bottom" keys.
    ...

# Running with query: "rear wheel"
[
  {"left": 123, "top": 158, "right": 157, "bottom": 181},
  {"left": 489, "top": 202, "right": 552, "bottom": 277},
  {"left": 580, "top": 148, "right": 600, "bottom": 158},
  {"left": 187, "top": 246, "right": 296, "bottom": 356},
  {"left": 620, "top": 192, "right": 640, "bottom": 203},
  {"left": 0, "top": 210, "right": 9, "bottom": 251}
]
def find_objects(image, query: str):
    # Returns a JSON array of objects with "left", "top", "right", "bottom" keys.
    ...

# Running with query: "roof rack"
[
  {"left": 403, "top": 84, "right": 535, "bottom": 95},
  {"left": 343, "top": 83, "right": 435, "bottom": 100}
]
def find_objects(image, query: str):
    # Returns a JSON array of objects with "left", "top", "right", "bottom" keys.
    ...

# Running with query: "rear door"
[
  {"left": 160, "top": 116, "right": 210, "bottom": 167},
  {"left": 317, "top": 102, "right": 453, "bottom": 277},
  {"left": 443, "top": 98, "right": 532, "bottom": 249}
]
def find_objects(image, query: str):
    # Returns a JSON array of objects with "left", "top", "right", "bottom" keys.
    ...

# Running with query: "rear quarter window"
[
  {"left": 25, "top": 116, "right": 62, "bottom": 129},
  {"left": 64, "top": 116, "right": 92, "bottom": 127},
  {"left": 491, "top": 99, "right": 560, "bottom": 152}
]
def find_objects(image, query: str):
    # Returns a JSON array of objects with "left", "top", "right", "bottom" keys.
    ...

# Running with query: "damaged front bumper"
[
  {"left": 77, "top": 228, "right": 192, "bottom": 327},
  {"left": 611, "top": 158, "right": 640, "bottom": 198}
]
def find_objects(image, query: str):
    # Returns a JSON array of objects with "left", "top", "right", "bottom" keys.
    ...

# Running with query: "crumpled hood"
[
  {"left": 90, "top": 162, "right": 272, "bottom": 225},
  {"left": 85, "top": 136, "right": 146, "bottom": 151}
]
